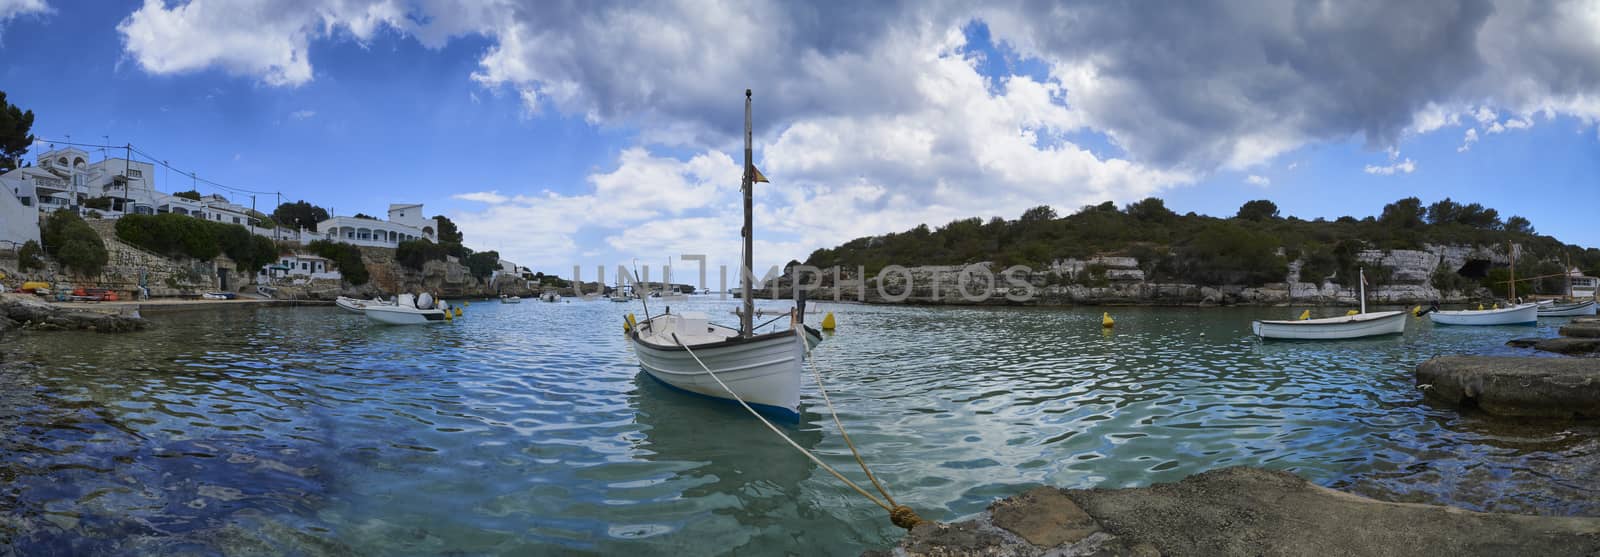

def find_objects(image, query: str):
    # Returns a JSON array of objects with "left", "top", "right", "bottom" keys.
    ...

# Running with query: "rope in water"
[
  {"left": 670, "top": 330, "right": 927, "bottom": 529},
  {"left": 794, "top": 327, "right": 926, "bottom": 529}
]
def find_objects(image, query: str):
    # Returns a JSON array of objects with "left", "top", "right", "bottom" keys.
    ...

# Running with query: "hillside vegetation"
[{"left": 804, "top": 197, "right": 1600, "bottom": 295}]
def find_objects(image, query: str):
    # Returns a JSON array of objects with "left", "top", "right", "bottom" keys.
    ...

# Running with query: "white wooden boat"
[
  {"left": 628, "top": 90, "right": 824, "bottom": 420},
  {"left": 632, "top": 312, "right": 822, "bottom": 419},
  {"left": 500, "top": 295, "right": 522, "bottom": 304},
  {"left": 1254, "top": 268, "right": 1406, "bottom": 340},
  {"left": 1429, "top": 303, "right": 1538, "bottom": 326},
  {"left": 1253, "top": 310, "right": 1406, "bottom": 340},
  {"left": 366, "top": 293, "right": 448, "bottom": 325},
  {"left": 1538, "top": 300, "right": 1597, "bottom": 317}
]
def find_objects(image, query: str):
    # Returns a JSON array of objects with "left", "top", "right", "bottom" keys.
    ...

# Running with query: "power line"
[{"left": 31, "top": 137, "right": 282, "bottom": 198}]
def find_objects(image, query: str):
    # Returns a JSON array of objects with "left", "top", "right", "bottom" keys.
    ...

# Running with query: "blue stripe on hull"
[
  {"left": 1432, "top": 321, "right": 1536, "bottom": 326},
  {"left": 640, "top": 370, "right": 801, "bottom": 423}
]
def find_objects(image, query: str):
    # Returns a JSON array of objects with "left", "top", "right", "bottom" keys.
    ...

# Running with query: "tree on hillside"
[
  {"left": 1379, "top": 197, "right": 1426, "bottom": 228},
  {"left": 0, "top": 91, "right": 35, "bottom": 172},
  {"left": 1504, "top": 215, "right": 1535, "bottom": 235},
  {"left": 1125, "top": 197, "right": 1176, "bottom": 222},
  {"left": 1019, "top": 205, "right": 1057, "bottom": 222},
  {"left": 1235, "top": 199, "right": 1280, "bottom": 221},
  {"left": 272, "top": 200, "right": 330, "bottom": 231},
  {"left": 433, "top": 215, "right": 463, "bottom": 244},
  {"left": 1426, "top": 198, "right": 1462, "bottom": 225},
  {"left": 464, "top": 250, "right": 500, "bottom": 280}
]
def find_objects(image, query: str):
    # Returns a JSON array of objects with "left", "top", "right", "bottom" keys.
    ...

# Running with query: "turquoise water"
[{"left": 1, "top": 300, "right": 1596, "bottom": 555}]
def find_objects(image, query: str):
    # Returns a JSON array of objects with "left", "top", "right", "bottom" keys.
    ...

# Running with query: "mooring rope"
[{"left": 796, "top": 326, "right": 921, "bottom": 524}]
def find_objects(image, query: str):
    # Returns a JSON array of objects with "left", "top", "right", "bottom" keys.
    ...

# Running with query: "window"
[
  {"left": 301, "top": 262, "right": 309, "bottom": 270},
  {"left": 233, "top": 217, "right": 241, "bottom": 224},
  {"left": 128, "top": 169, "right": 143, "bottom": 178}
]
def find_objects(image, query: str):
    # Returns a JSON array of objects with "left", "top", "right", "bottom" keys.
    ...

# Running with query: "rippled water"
[{"left": 1, "top": 300, "right": 1596, "bottom": 555}]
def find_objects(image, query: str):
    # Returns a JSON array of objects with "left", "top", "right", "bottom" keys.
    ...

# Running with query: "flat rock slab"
[
  {"left": 1535, "top": 337, "right": 1600, "bottom": 355},
  {"left": 1560, "top": 323, "right": 1600, "bottom": 338},
  {"left": 1416, "top": 356, "right": 1600, "bottom": 418},
  {"left": 874, "top": 467, "right": 1600, "bottom": 556},
  {"left": 1505, "top": 337, "right": 1542, "bottom": 348}
]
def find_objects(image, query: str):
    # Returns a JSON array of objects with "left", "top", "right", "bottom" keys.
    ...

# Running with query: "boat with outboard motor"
[
  {"left": 365, "top": 293, "right": 449, "bottom": 325},
  {"left": 336, "top": 296, "right": 391, "bottom": 314}
]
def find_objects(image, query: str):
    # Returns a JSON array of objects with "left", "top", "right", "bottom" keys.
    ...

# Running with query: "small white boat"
[
  {"left": 1253, "top": 311, "right": 1407, "bottom": 340},
  {"left": 1538, "top": 300, "right": 1597, "bottom": 317},
  {"left": 1429, "top": 303, "right": 1538, "bottom": 326},
  {"left": 629, "top": 91, "right": 825, "bottom": 420},
  {"left": 366, "top": 293, "right": 448, "bottom": 325},
  {"left": 1254, "top": 267, "right": 1406, "bottom": 340},
  {"left": 610, "top": 294, "right": 631, "bottom": 303},
  {"left": 540, "top": 291, "right": 561, "bottom": 303},
  {"left": 336, "top": 296, "right": 390, "bottom": 314},
  {"left": 632, "top": 311, "right": 822, "bottom": 419},
  {"left": 651, "top": 287, "right": 688, "bottom": 302},
  {"left": 500, "top": 295, "right": 522, "bottom": 304}
]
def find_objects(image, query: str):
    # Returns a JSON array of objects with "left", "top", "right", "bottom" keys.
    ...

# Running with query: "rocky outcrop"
[
  {"left": 871, "top": 467, "right": 1600, "bottom": 557},
  {"left": 1416, "top": 356, "right": 1600, "bottom": 418},
  {"left": 0, "top": 294, "right": 146, "bottom": 333}
]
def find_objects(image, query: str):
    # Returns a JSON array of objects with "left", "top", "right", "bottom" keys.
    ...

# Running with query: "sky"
[{"left": 1, "top": 0, "right": 1598, "bottom": 278}]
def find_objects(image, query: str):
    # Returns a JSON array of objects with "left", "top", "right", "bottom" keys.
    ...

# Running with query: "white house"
[
  {"left": 316, "top": 203, "right": 440, "bottom": 248},
  {"left": 259, "top": 253, "right": 342, "bottom": 282},
  {"left": 0, "top": 176, "right": 38, "bottom": 248}
]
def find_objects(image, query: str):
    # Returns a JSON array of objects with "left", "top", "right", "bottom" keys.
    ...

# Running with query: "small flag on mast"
[{"left": 750, "top": 164, "right": 769, "bottom": 183}]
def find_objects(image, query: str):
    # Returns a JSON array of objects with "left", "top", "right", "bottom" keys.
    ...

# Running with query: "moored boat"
[
  {"left": 500, "top": 295, "right": 522, "bottom": 304},
  {"left": 366, "top": 293, "right": 448, "bottom": 325},
  {"left": 1429, "top": 303, "right": 1538, "bottom": 326},
  {"left": 1537, "top": 300, "right": 1597, "bottom": 317},
  {"left": 336, "top": 295, "right": 390, "bottom": 313},
  {"left": 1253, "top": 310, "right": 1407, "bottom": 340},
  {"left": 540, "top": 291, "right": 561, "bottom": 303},
  {"left": 1253, "top": 267, "right": 1405, "bottom": 340},
  {"left": 628, "top": 90, "right": 824, "bottom": 420}
]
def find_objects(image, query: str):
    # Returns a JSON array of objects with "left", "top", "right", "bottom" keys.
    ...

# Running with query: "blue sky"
[{"left": 2, "top": 1, "right": 1597, "bottom": 274}]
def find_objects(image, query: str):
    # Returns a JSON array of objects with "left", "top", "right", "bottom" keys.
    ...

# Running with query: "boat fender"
[
  {"left": 1298, "top": 310, "right": 1311, "bottom": 320},
  {"left": 1410, "top": 305, "right": 1421, "bottom": 316},
  {"left": 821, "top": 311, "right": 837, "bottom": 330},
  {"left": 1492, "top": 303, "right": 1499, "bottom": 309},
  {"left": 1101, "top": 312, "right": 1114, "bottom": 328},
  {"left": 1477, "top": 303, "right": 1484, "bottom": 310},
  {"left": 1346, "top": 310, "right": 1358, "bottom": 316}
]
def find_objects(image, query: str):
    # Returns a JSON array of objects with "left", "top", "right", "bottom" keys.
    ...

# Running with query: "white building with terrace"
[{"left": 316, "top": 204, "right": 440, "bottom": 248}]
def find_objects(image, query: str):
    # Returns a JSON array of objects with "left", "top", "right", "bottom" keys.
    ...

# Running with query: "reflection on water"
[{"left": 0, "top": 301, "right": 1595, "bottom": 555}]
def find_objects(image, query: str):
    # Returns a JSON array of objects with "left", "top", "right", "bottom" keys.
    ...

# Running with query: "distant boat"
[
  {"left": 1254, "top": 267, "right": 1406, "bottom": 340},
  {"left": 1538, "top": 300, "right": 1597, "bottom": 317},
  {"left": 366, "top": 293, "right": 448, "bottom": 325},
  {"left": 540, "top": 291, "right": 561, "bottom": 303},
  {"left": 628, "top": 90, "right": 823, "bottom": 420},
  {"left": 1430, "top": 303, "right": 1538, "bottom": 326},
  {"left": 500, "top": 295, "right": 522, "bottom": 304}
]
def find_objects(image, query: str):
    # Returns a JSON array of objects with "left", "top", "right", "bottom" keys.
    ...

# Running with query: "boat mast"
[
  {"left": 1358, "top": 267, "right": 1366, "bottom": 315},
  {"left": 1508, "top": 241, "right": 1516, "bottom": 302},
  {"left": 740, "top": 89, "right": 755, "bottom": 337}
]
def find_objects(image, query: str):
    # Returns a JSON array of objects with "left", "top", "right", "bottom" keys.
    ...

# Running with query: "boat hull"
[
  {"left": 365, "top": 306, "right": 447, "bottom": 325},
  {"left": 1253, "top": 310, "right": 1407, "bottom": 340},
  {"left": 631, "top": 326, "right": 822, "bottom": 420},
  {"left": 1538, "top": 300, "right": 1597, "bottom": 317},
  {"left": 1430, "top": 304, "right": 1538, "bottom": 326}
]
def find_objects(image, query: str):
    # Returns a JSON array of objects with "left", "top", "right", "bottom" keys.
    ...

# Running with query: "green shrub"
[
  {"left": 396, "top": 239, "right": 448, "bottom": 270},
  {"left": 115, "top": 213, "right": 279, "bottom": 270},
  {"left": 464, "top": 250, "right": 500, "bottom": 280},
  {"left": 84, "top": 196, "right": 113, "bottom": 210},
  {"left": 41, "top": 209, "right": 106, "bottom": 275},
  {"left": 308, "top": 240, "right": 369, "bottom": 285},
  {"left": 17, "top": 240, "right": 43, "bottom": 270}
]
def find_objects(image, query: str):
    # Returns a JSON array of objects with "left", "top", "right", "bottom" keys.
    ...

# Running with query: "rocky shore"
[
  {"left": 0, "top": 293, "right": 146, "bottom": 333},
  {"left": 870, "top": 467, "right": 1600, "bottom": 556}
]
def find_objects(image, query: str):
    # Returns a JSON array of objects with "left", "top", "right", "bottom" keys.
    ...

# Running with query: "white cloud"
[
  {"left": 452, "top": 191, "right": 508, "bottom": 204},
  {"left": 0, "top": 0, "right": 48, "bottom": 20},
  {"left": 289, "top": 109, "right": 315, "bottom": 120},
  {"left": 1364, "top": 158, "right": 1416, "bottom": 176},
  {"left": 1473, "top": 106, "right": 1497, "bottom": 124},
  {"left": 1503, "top": 117, "right": 1532, "bottom": 130},
  {"left": 1457, "top": 128, "right": 1480, "bottom": 152},
  {"left": 116, "top": 0, "right": 407, "bottom": 86},
  {"left": 1244, "top": 175, "right": 1270, "bottom": 186},
  {"left": 1286, "top": 161, "right": 1299, "bottom": 170}
]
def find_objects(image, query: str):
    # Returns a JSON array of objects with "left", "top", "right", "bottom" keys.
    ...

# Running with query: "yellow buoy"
[
  {"left": 464, "top": 300, "right": 470, "bottom": 307},
  {"left": 1346, "top": 309, "right": 1359, "bottom": 316},
  {"left": 1492, "top": 302, "right": 1499, "bottom": 309},
  {"left": 444, "top": 309, "right": 453, "bottom": 321},
  {"left": 455, "top": 307, "right": 463, "bottom": 317},
  {"left": 1298, "top": 309, "right": 1311, "bottom": 320},
  {"left": 821, "top": 312, "right": 837, "bottom": 330},
  {"left": 1410, "top": 305, "right": 1421, "bottom": 316},
  {"left": 1477, "top": 303, "right": 1484, "bottom": 310},
  {"left": 624, "top": 313, "right": 637, "bottom": 333},
  {"left": 1101, "top": 312, "right": 1114, "bottom": 328}
]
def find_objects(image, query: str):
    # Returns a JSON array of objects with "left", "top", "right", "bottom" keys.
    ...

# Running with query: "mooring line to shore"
[
  {"left": 671, "top": 332, "right": 929, "bottom": 529},
  {"left": 795, "top": 326, "right": 902, "bottom": 509}
]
